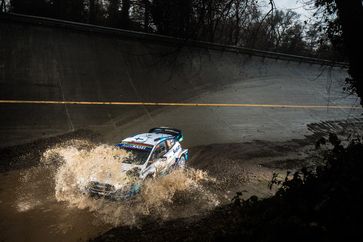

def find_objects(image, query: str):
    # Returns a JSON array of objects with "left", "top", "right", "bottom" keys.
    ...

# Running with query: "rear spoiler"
[{"left": 148, "top": 127, "right": 184, "bottom": 142}]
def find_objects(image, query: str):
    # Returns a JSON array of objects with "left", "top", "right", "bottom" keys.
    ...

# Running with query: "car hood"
[
  {"left": 120, "top": 163, "right": 142, "bottom": 172},
  {"left": 87, "top": 163, "right": 143, "bottom": 190}
]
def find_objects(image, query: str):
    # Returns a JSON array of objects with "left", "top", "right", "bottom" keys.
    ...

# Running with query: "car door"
[
  {"left": 164, "top": 139, "right": 179, "bottom": 168},
  {"left": 150, "top": 141, "right": 168, "bottom": 175}
]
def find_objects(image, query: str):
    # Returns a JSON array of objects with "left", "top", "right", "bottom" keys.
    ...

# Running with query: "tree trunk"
[
  {"left": 89, "top": 0, "right": 96, "bottom": 24},
  {"left": 143, "top": 0, "right": 150, "bottom": 32},
  {"left": 335, "top": 0, "right": 363, "bottom": 104},
  {"left": 121, "top": 0, "right": 130, "bottom": 28},
  {"left": 1, "top": 0, "right": 6, "bottom": 12}
]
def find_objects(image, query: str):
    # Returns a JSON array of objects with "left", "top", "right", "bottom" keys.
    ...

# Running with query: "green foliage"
[{"left": 229, "top": 133, "right": 363, "bottom": 241}]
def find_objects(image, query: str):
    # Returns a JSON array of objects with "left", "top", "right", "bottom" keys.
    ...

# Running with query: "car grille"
[{"left": 87, "top": 181, "right": 116, "bottom": 196}]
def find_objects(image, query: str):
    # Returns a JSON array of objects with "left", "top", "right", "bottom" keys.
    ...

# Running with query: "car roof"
[{"left": 122, "top": 133, "right": 173, "bottom": 146}]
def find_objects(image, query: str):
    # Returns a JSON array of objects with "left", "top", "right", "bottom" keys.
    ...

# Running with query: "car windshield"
[{"left": 119, "top": 147, "right": 151, "bottom": 165}]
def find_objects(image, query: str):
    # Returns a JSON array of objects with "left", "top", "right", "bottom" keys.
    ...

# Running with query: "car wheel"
[
  {"left": 177, "top": 155, "right": 186, "bottom": 168},
  {"left": 145, "top": 173, "right": 155, "bottom": 180}
]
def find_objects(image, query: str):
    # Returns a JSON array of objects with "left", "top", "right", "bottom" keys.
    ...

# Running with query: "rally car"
[{"left": 86, "top": 127, "right": 188, "bottom": 200}]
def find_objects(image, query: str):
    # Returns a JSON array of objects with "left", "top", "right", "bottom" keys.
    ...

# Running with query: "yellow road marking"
[{"left": 0, "top": 99, "right": 360, "bottom": 109}]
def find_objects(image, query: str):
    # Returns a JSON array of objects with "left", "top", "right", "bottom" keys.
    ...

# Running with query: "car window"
[
  {"left": 166, "top": 139, "right": 175, "bottom": 150},
  {"left": 152, "top": 141, "right": 167, "bottom": 160},
  {"left": 120, "top": 147, "right": 150, "bottom": 165}
]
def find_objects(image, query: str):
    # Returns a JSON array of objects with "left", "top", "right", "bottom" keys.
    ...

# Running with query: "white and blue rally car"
[{"left": 86, "top": 127, "right": 188, "bottom": 200}]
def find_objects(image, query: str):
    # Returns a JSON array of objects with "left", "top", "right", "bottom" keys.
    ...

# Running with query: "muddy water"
[
  {"left": 0, "top": 140, "right": 219, "bottom": 242},
  {"left": 0, "top": 168, "right": 110, "bottom": 241}
]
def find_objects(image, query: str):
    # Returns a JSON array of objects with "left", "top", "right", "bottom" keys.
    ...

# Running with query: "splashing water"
[{"left": 41, "top": 140, "right": 219, "bottom": 226}]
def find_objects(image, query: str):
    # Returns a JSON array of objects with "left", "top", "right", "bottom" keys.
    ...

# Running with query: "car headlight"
[{"left": 126, "top": 167, "right": 141, "bottom": 177}]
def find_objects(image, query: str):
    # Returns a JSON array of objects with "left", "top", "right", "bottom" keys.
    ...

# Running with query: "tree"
[
  {"left": 314, "top": 0, "right": 363, "bottom": 104},
  {"left": 88, "top": 0, "right": 97, "bottom": 24},
  {"left": 51, "top": 0, "right": 86, "bottom": 21},
  {"left": 108, "top": 0, "right": 121, "bottom": 27},
  {"left": 10, "top": 0, "right": 51, "bottom": 16},
  {"left": 142, "top": 0, "right": 151, "bottom": 32},
  {"left": 1, "top": 0, "right": 6, "bottom": 12},
  {"left": 120, "top": 0, "right": 131, "bottom": 28},
  {"left": 151, "top": 0, "right": 193, "bottom": 37},
  {"left": 6, "top": 0, "right": 344, "bottom": 63}
]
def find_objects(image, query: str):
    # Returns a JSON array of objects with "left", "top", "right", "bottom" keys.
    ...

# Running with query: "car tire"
[
  {"left": 177, "top": 155, "right": 186, "bottom": 168},
  {"left": 145, "top": 173, "right": 155, "bottom": 180}
]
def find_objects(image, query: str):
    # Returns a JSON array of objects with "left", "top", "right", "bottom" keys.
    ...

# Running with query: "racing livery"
[{"left": 86, "top": 127, "right": 188, "bottom": 200}]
